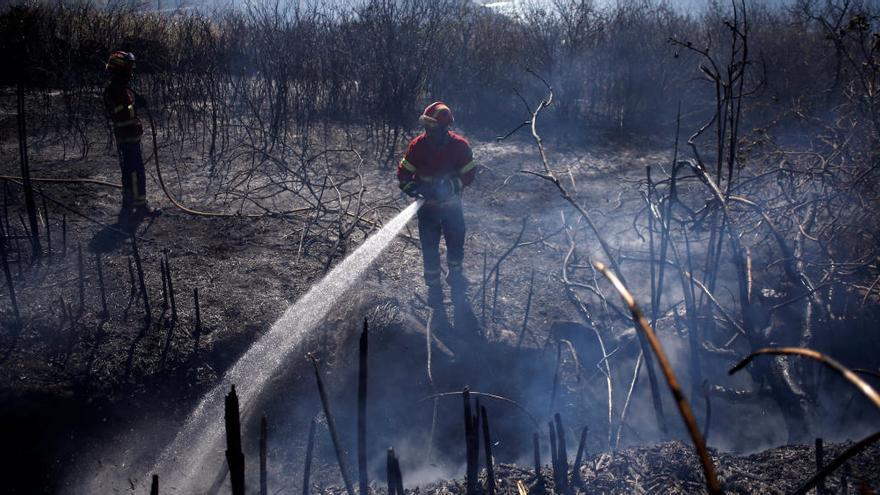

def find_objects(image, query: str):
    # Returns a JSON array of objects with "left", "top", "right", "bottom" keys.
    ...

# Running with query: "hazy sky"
[{"left": 483, "top": 0, "right": 788, "bottom": 13}]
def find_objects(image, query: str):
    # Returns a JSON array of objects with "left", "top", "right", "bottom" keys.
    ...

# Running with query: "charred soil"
[{"left": 0, "top": 120, "right": 878, "bottom": 493}]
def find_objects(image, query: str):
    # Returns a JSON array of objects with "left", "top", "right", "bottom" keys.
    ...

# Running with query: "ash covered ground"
[
  {"left": 4, "top": 0, "right": 880, "bottom": 491},
  {"left": 0, "top": 119, "right": 877, "bottom": 493}
]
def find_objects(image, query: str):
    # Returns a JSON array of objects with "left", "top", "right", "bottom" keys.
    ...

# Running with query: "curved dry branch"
[
  {"left": 853, "top": 368, "right": 880, "bottom": 379},
  {"left": 516, "top": 69, "right": 668, "bottom": 435},
  {"left": 594, "top": 261, "right": 722, "bottom": 495},
  {"left": 729, "top": 347, "right": 880, "bottom": 409},
  {"left": 419, "top": 391, "right": 539, "bottom": 429}
]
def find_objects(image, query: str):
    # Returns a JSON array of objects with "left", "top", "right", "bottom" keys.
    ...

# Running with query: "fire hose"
[
  {"left": 3, "top": 94, "right": 414, "bottom": 237},
  {"left": 140, "top": 96, "right": 265, "bottom": 219}
]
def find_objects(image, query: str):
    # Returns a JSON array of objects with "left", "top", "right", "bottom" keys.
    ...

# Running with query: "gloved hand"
[
  {"left": 450, "top": 177, "right": 462, "bottom": 195},
  {"left": 400, "top": 181, "right": 423, "bottom": 198}
]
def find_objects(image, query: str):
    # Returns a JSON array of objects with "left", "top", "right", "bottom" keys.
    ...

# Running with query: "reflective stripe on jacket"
[
  {"left": 104, "top": 82, "right": 143, "bottom": 143},
  {"left": 396, "top": 131, "right": 476, "bottom": 195}
]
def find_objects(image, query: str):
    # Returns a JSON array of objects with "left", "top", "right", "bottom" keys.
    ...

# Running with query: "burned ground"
[
  {"left": 2, "top": 1, "right": 880, "bottom": 493},
  {"left": 0, "top": 116, "right": 878, "bottom": 493}
]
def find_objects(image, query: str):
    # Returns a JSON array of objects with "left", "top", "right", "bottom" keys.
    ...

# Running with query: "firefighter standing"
[
  {"left": 104, "top": 51, "right": 157, "bottom": 228},
  {"left": 398, "top": 102, "right": 479, "bottom": 332}
]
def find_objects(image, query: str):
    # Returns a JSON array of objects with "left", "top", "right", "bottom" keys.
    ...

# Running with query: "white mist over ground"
[{"left": 82, "top": 200, "right": 422, "bottom": 493}]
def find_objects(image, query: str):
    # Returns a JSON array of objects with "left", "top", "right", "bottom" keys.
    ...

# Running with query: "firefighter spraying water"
[{"left": 397, "top": 102, "right": 481, "bottom": 337}]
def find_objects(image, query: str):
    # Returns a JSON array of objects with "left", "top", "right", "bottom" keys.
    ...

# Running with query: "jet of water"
[{"left": 143, "top": 199, "right": 423, "bottom": 492}]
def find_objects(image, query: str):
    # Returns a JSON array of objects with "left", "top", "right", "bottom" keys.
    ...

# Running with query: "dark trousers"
[
  {"left": 418, "top": 199, "right": 466, "bottom": 287},
  {"left": 117, "top": 141, "right": 146, "bottom": 209}
]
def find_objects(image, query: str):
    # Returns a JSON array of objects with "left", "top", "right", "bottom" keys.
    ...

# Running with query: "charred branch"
[
  {"left": 308, "top": 353, "right": 355, "bottom": 495},
  {"left": 595, "top": 261, "right": 722, "bottom": 494},
  {"left": 224, "top": 385, "right": 245, "bottom": 495}
]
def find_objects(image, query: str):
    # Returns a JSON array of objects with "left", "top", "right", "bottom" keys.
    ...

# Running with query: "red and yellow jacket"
[
  {"left": 397, "top": 131, "right": 476, "bottom": 199},
  {"left": 103, "top": 82, "right": 143, "bottom": 144}
]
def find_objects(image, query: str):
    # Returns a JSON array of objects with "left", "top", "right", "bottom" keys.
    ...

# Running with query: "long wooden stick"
[
  {"left": 386, "top": 448, "right": 396, "bottom": 495},
  {"left": 516, "top": 267, "right": 535, "bottom": 349},
  {"left": 391, "top": 449, "right": 404, "bottom": 495},
  {"left": 572, "top": 425, "right": 588, "bottom": 487},
  {"left": 595, "top": 261, "right": 722, "bottom": 494},
  {"left": 224, "top": 385, "right": 245, "bottom": 495},
  {"left": 386, "top": 447, "right": 404, "bottom": 495},
  {"left": 481, "top": 406, "right": 496, "bottom": 495},
  {"left": 130, "top": 234, "right": 151, "bottom": 322},
  {"left": 532, "top": 432, "right": 543, "bottom": 487},
  {"left": 308, "top": 354, "right": 355, "bottom": 495},
  {"left": 815, "top": 438, "right": 825, "bottom": 495},
  {"left": 463, "top": 387, "right": 478, "bottom": 495},
  {"left": 164, "top": 250, "right": 177, "bottom": 320},
  {"left": 357, "top": 318, "right": 369, "bottom": 495},
  {"left": 94, "top": 252, "right": 108, "bottom": 319},
  {"left": 554, "top": 413, "right": 569, "bottom": 494}
]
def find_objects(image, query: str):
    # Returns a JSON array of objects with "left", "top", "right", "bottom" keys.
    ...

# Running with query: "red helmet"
[
  {"left": 106, "top": 51, "right": 136, "bottom": 75},
  {"left": 419, "top": 101, "right": 454, "bottom": 127}
]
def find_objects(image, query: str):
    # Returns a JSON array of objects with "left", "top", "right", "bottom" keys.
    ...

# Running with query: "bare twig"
[
  {"left": 516, "top": 267, "right": 536, "bottom": 349},
  {"left": 308, "top": 353, "right": 355, "bottom": 495},
  {"left": 730, "top": 347, "right": 880, "bottom": 409},
  {"left": 594, "top": 261, "right": 722, "bottom": 494},
  {"left": 419, "top": 391, "right": 539, "bottom": 428},
  {"left": 481, "top": 406, "right": 496, "bottom": 495},
  {"left": 358, "top": 319, "right": 369, "bottom": 495}
]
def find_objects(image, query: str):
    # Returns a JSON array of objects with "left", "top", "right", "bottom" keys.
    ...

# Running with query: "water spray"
[{"left": 127, "top": 199, "right": 422, "bottom": 492}]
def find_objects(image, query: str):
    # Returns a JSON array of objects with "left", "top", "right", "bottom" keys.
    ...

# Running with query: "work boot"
[
  {"left": 426, "top": 283, "right": 444, "bottom": 310},
  {"left": 446, "top": 270, "right": 469, "bottom": 293},
  {"left": 126, "top": 204, "right": 161, "bottom": 229}
]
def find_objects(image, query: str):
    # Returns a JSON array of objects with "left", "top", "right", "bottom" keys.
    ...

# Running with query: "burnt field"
[{"left": 1, "top": 0, "right": 880, "bottom": 493}]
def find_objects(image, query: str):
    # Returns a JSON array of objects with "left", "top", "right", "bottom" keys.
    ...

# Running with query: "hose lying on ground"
[
  {"left": 141, "top": 99, "right": 264, "bottom": 219},
  {"left": 4, "top": 96, "right": 404, "bottom": 236},
  {"left": 142, "top": 97, "right": 423, "bottom": 242},
  {"left": 0, "top": 176, "right": 121, "bottom": 188}
]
